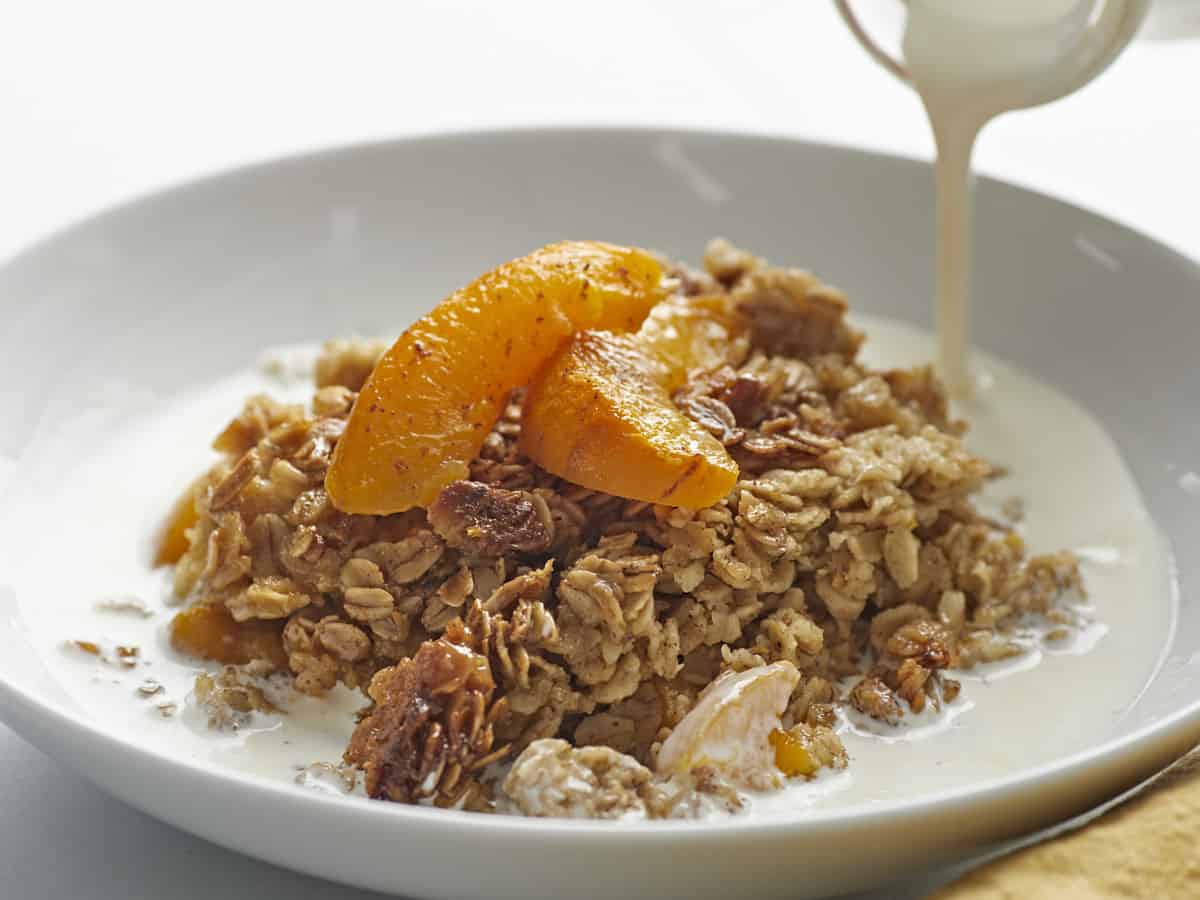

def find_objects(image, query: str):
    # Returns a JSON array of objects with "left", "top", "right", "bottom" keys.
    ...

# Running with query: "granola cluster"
[
  {"left": 168, "top": 240, "right": 1082, "bottom": 817},
  {"left": 344, "top": 625, "right": 508, "bottom": 809},
  {"left": 498, "top": 738, "right": 745, "bottom": 820}
]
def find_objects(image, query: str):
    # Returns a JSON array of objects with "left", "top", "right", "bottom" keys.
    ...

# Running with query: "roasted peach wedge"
[
  {"left": 519, "top": 294, "right": 743, "bottom": 508},
  {"left": 326, "top": 241, "right": 669, "bottom": 514}
]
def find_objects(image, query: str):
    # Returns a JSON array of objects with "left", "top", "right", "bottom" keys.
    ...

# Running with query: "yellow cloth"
[{"left": 929, "top": 752, "right": 1200, "bottom": 899}]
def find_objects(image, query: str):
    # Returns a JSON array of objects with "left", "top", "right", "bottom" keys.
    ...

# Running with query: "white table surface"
[{"left": 2, "top": 2, "right": 1197, "bottom": 898}]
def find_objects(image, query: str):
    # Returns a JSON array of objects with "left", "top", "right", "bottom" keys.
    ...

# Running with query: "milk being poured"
[{"left": 894, "top": 0, "right": 1147, "bottom": 395}]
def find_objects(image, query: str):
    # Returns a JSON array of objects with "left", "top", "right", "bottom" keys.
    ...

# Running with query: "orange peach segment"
[
  {"left": 326, "top": 241, "right": 668, "bottom": 514},
  {"left": 519, "top": 295, "right": 742, "bottom": 508},
  {"left": 170, "top": 604, "right": 288, "bottom": 669},
  {"left": 636, "top": 293, "right": 742, "bottom": 392}
]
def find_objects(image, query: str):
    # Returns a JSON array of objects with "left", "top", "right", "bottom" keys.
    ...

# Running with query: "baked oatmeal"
[{"left": 161, "top": 239, "right": 1082, "bottom": 818}]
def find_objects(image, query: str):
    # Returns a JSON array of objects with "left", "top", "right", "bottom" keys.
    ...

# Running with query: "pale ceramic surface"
[{"left": 1, "top": 129, "right": 1198, "bottom": 900}]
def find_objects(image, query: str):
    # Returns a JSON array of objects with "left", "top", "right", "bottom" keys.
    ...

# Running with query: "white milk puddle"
[{"left": 4, "top": 315, "right": 1176, "bottom": 820}]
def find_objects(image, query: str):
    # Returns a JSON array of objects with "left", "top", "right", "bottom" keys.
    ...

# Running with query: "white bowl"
[{"left": 1, "top": 128, "right": 1198, "bottom": 900}]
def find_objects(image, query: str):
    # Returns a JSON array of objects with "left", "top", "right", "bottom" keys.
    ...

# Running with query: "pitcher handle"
[{"left": 833, "top": 0, "right": 909, "bottom": 83}]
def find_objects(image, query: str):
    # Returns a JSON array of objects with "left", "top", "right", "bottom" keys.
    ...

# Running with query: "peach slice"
[
  {"left": 636, "top": 293, "right": 742, "bottom": 391},
  {"left": 170, "top": 604, "right": 288, "bottom": 669},
  {"left": 325, "top": 241, "right": 668, "bottom": 514},
  {"left": 519, "top": 295, "right": 742, "bottom": 508}
]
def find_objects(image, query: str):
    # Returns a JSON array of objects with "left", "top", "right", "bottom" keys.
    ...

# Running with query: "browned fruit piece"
[
  {"left": 154, "top": 478, "right": 202, "bottom": 566},
  {"left": 325, "top": 241, "right": 669, "bottom": 515},
  {"left": 169, "top": 604, "right": 288, "bottom": 669},
  {"left": 519, "top": 295, "right": 742, "bottom": 508},
  {"left": 769, "top": 727, "right": 820, "bottom": 777}
]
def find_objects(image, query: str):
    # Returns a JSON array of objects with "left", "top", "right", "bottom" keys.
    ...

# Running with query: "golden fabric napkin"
[{"left": 929, "top": 751, "right": 1200, "bottom": 899}]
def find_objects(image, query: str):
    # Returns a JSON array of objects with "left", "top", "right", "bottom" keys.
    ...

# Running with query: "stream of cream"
[{"left": 901, "top": 0, "right": 1134, "bottom": 397}]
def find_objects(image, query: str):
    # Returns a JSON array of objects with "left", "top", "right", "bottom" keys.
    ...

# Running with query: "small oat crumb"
[
  {"left": 95, "top": 596, "right": 154, "bottom": 618},
  {"left": 295, "top": 762, "right": 360, "bottom": 794},
  {"left": 1000, "top": 496, "right": 1025, "bottom": 523},
  {"left": 67, "top": 640, "right": 145, "bottom": 670},
  {"left": 942, "top": 678, "right": 962, "bottom": 704},
  {"left": 156, "top": 701, "right": 178, "bottom": 718},
  {"left": 137, "top": 679, "right": 164, "bottom": 697},
  {"left": 1045, "top": 628, "right": 1070, "bottom": 643},
  {"left": 115, "top": 645, "right": 141, "bottom": 669}
]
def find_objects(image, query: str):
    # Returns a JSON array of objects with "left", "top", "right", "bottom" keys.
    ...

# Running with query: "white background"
[{"left": 1, "top": 2, "right": 1197, "bottom": 898}]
